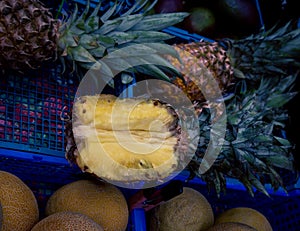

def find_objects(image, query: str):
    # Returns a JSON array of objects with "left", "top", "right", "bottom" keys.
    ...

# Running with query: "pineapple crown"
[
  {"left": 57, "top": 0, "right": 189, "bottom": 84},
  {"left": 224, "top": 20, "right": 300, "bottom": 81},
  {"left": 188, "top": 70, "right": 298, "bottom": 197}
]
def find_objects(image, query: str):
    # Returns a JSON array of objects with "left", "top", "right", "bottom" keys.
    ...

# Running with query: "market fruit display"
[
  {"left": 0, "top": 0, "right": 299, "bottom": 198},
  {"left": 65, "top": 20, "right": 300, "bottom": 194},
  {"left": 206, "top": 222, "right": 257, "bottom": 231},
  {"left": 45, "top": 179, "right": 129, "bottom": 231},
  {"left": 31, "top": 211, "right": 104, "bottom": 231},
  {"left": 148, "top": 187, "right": 214, "bottom": 231},
  {"left": 215, "top": 207, "right": 273, "bottom": 231},
  {"left": 0, "top": 170, "right": 39, "bottom": 231}
]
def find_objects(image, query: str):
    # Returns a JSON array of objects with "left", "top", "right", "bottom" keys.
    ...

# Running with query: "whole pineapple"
[
  {"left": 0, "top": 0, "right": 188, "bottom": 81},
  {"left": 164, "top": 22, "right": 300, "bottom": 195},
  {"left": 129, "top": 21, "right": 299, "bottom": 194},
  {"left": 166, "top": 21, "right": 300, "bottom": 103}
]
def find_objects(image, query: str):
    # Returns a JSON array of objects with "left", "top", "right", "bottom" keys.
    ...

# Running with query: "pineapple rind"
[
  {"left": 0, "top": 0, "right": 58, "bottom": 70},
  {"left": 167, "top": 41, "right": 234, "bottom": 103}
]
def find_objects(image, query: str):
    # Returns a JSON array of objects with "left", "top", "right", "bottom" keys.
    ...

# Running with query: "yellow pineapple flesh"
[{"left": 67, "top": 94, "right": 193, "bottom": 187}]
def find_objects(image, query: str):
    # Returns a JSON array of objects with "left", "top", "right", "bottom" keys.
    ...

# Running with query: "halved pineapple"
[{"left": 67, "top": 94, "right": 196, "bottom": 188}]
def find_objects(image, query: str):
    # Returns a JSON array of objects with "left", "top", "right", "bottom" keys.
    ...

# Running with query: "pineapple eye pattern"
[
  {"left": 138, "top": 159, "right": 153, "bottom": 169},
  {"left": 69, "top": 44, "right": 227, "bottom": 189}
]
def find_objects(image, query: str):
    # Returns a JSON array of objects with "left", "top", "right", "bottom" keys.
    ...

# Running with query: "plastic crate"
[{"left": 0, "top": 63, "right": 78, "bottom": 157}]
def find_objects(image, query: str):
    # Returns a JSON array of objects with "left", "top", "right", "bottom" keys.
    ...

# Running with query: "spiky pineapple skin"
[
  {"left": 166, "top": 41, "right": 235, "bottom": 103},
  {"left": 0, "top": 0, "right": 58, "bottom": 70}
]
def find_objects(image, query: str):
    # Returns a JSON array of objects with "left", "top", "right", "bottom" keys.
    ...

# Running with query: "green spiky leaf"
[
  {"left": 115, "top": 14, "right": 144, "bottom": 32},
  {"left": 131, "top": 12, "right": 189, "bottom": 31},
  {"left": 266, "top": 92, "right": 297, "bottom": 108},
  {"left": 248, "top": 172, "right": 270, "bottom": 197},
  {"left": 78, "top": 34, "right": 98, "bottom": 49},
  {"left": 100, "top": 1, "right": 118, "bottom": 22},
  {"left": 89, "top": 45, "right": 107, "bottom": 58},
  {"left": 95, "top": 18, "right": 124, "bottom": 34},
  {"left": 134, "top": 63, "right": 171, "bottom": 82},
  {"left": 67, "top": 45, "right": 97, "bottom": 63},
  {"left": 108, "top": 31, "right": 174, "bottom": 43}
]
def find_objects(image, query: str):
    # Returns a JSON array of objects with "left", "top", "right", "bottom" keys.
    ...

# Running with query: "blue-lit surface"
[
  {"left": 0, "top": 63, "right": 77, "bottom": 157},
  {"left": 129, "top": 209, "right": 147, "bottom": 231}
]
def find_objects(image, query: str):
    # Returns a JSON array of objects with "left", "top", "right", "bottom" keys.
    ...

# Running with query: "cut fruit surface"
[{"left": 68, "top": 94, "right": 196, "bottom": 188}]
